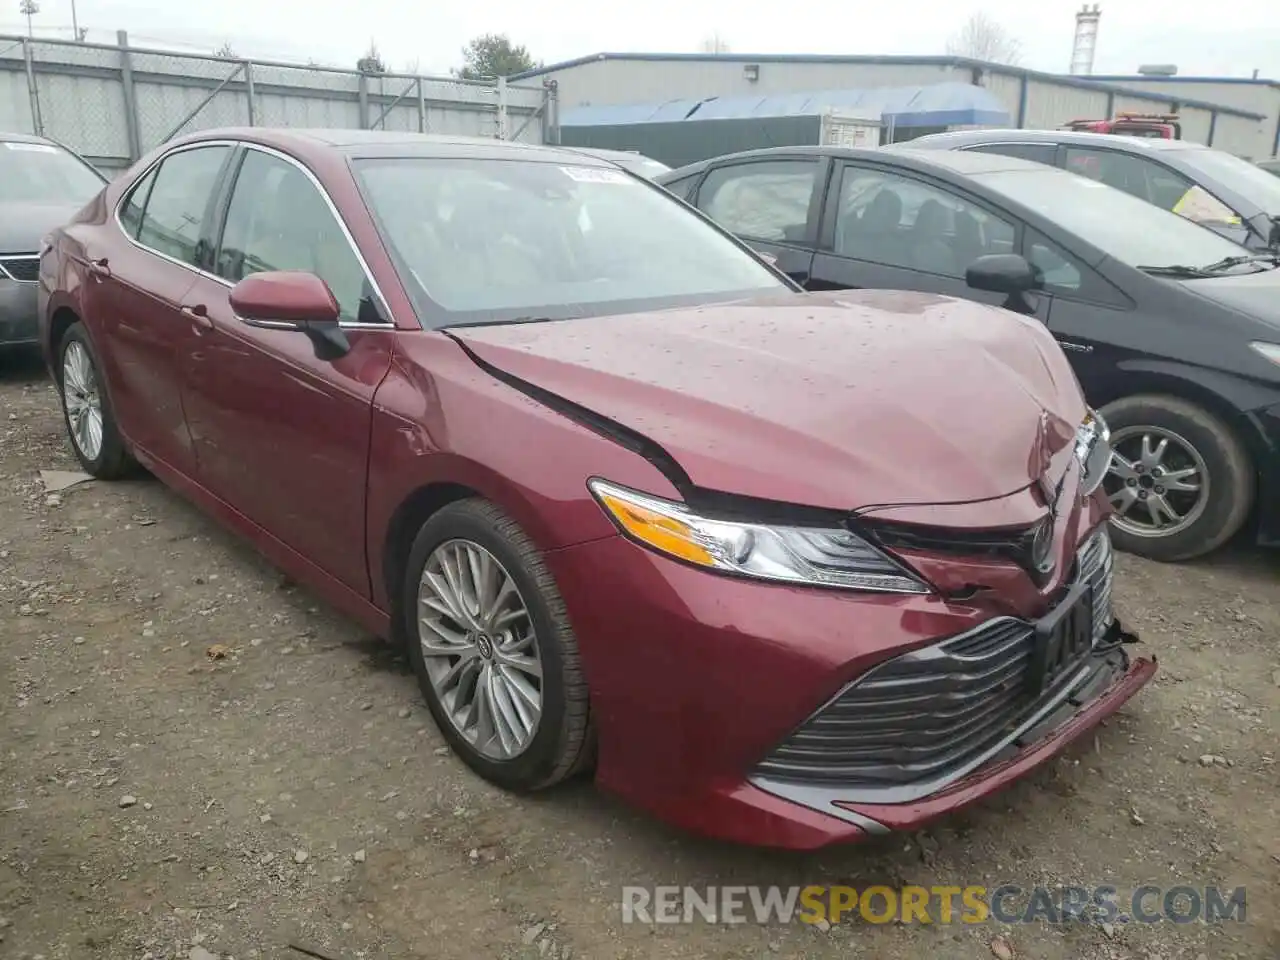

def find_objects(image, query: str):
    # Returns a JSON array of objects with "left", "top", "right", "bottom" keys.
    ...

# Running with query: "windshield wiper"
[
  {"left": 1136, "top": 264, "right": 1214, "bottom": 278},
  {"left": 1196, "top": 253, "right": 1280, "bottom": 273}
]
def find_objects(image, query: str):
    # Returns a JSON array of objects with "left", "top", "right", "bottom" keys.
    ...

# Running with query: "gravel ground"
[{"left": 1, "top": 350, "right": 1278, "bottom": 960}]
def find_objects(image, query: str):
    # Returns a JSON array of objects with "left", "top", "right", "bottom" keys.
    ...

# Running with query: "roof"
[
  {"left": 1086, "top": 74, "right": 1280, "bottom": 89},
  {"left": 166, "top": 128, "right": 614, "bottom": 165},
  {"left": 0, "top": 131, "right": 57, "bottom": 145},
  {"left": 657, "top": 143, "right": 1055, "bottom": 178},
  {"left": 908, "top": 128, "right": 1211, "bottom": 153},
  {"left": 561, "top": 82, "right": 1011, "bottom": 129},
  {"left": 512, "top": 52, "right": 1268, "bottom": 121}
]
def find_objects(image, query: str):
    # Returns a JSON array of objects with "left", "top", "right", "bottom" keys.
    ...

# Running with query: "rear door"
[
  {"left": 806, "top": 161, "right": 1051, "bottom": 320},
  {"left": 82, "top": 143, "right": 233, "bottom": 476},
  {"left": 687, "top": 156, "right": 825, "bottom": 284},
  {"left": 177, "top": 145, "right": 397, "bottom": 596}
]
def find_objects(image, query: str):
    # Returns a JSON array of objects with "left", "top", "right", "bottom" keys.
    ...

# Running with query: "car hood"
[
  {"left": 451, "top": 289, "right": 1087, "bottom": 512},
  {"left": 0, "top": 201, "right": 84, "bottom": 254},
  {"left": 1181, "top": 266, "right": 1280, "bottom": 329}
]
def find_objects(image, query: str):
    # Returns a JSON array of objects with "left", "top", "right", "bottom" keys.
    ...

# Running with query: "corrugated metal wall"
[
  {"left": 545, "top": 57, "right": 968, "bottom": 110},
  {"left": 532, "top": 56, "right": 1275, "bottom": 158},
  {"left": 0, "top": 34, "right": 548, "bottom": 172}
]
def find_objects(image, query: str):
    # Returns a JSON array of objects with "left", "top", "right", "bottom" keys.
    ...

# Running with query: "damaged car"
[{"left": 38, "top": 129, "right": 1155, "bottom": 849}]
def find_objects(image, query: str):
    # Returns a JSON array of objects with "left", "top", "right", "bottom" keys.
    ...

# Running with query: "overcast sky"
[{"left": 4, "top": 0, "right": 1279, "bottom": 80}]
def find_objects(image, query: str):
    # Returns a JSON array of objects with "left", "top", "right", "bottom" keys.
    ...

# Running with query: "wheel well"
[
  {"left": 1090, "top": 371, "right": 1260, "bottom": 464},
  {"left": 48, "top": 307, "right": 80, "bottom": 382},
  {"left": 381, "top": 481, "right": 479, "bottom": 646}
]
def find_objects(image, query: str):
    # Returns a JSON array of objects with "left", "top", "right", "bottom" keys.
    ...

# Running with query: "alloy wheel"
[
  {"left": 416, "top": 539, "right": 543, "bottom": 760},
  {"left": 62, "top": 340, "right": 104, "bottom": 462},
  {"left": 1104, "top": 425, "right": 1209, "bottom": 538}
]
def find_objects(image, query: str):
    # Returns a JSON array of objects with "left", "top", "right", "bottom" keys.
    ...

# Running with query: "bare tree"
[
  {"left": 946, "top": 12, "right": 1021, "bottom": 65},
  {"left": 214, "top": 41, "right": 237, "bottom": 59},
  {"left": 19, "top": 0, "right": 39, "bottom": 38},
  {"left": 698, "top": 33, "right": 731, "bottom": 54}
]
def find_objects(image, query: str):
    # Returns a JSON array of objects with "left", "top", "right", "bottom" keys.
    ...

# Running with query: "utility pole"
[
  {"left": 19, "top": 0, "right": 39, "bottom": 38},
  {"left": 71, "top": 0, "right": 80, "bottom": 40}
]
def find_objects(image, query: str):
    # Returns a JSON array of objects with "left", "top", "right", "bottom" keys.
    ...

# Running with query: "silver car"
[
  {"left": 559, "top": 146, "right": 671, "bottom": 180},
  {"left": 1, "top": 133, "right": 106, "bottom": 347}
]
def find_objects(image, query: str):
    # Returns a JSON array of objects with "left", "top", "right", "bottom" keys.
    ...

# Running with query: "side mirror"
[
  {"left": 965, "top": 254, "right": 1042, "bottom": 295},
  {"left": 229, "top": 271, "right": 340, "bottom": 329},
  {"left": 229, "top": 271, "right": 349, "bottom": 360}
]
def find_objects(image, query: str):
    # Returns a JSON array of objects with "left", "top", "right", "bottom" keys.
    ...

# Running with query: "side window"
[
  {"left": 832, "top": 165, "right": 1016, "bottom": 278},
  {"left": 1064, "top": 146, "right": 1241, "bottom": 227},
  {"left": 966, "top": 142, "right": 1057, "bottom": 166},
  {"left": 697, "top": 160, "right": 818, "bottom": 243},
  {"left": 118, "top": 167, "right": 158, "bottom": 240},
  {"left": 661, "top": 173, "right": 701, "bottom": 201},
  {"left": 135, "top": 146, "right": 231, "bottom": 267},
  {"left": 216, "top": 149, "right": 377, "bottom": 325},
  {"left": 1023, "top": 229, "right": 1125, "bottom": 306}
]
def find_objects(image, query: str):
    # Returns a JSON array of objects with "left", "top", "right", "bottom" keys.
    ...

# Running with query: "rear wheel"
[
  {"left": 402, "top": 499, "right": 593, "bottom": 791},
  {"left": 57, "top": 323, "right": 134, "bottom": 479},
  {"left": 1100, "top": 394, "right": 1253, "bottom": 562}
]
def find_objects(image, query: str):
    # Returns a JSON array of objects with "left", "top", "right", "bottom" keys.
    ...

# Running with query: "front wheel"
[
  {"left": 402, "top": 499, "right": 593, "bottom": 791},
  {"left": 1100, "top": 394, "right": 1254, "bottom": 562},
  {"left": 57, "top": 323, "right": 134, "bottom": 479}
]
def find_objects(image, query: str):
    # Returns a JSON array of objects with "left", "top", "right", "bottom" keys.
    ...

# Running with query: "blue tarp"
[{"left": 561, "top": 82, "right": 1010, "bottom": 129}]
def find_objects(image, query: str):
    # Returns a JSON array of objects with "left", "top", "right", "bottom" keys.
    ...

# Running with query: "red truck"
[{"left": 1062, "top": 112, "right": 1182, "bottom": 139}]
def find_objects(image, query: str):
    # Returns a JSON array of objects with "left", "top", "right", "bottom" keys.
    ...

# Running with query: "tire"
[
  {"left": 402, "top": 498, "right": 593, "bottom": 791},
  {"left": 1100, "top": 394, "right": 1254, "bottom": 562},
  {"left": 56, "top": 322, "right": 135, "bottom": 480}
]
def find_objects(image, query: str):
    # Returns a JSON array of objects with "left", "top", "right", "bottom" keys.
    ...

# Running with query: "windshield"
[
  {"left": 0, "top": 140, "right": 104, "bottom": 205},
  {"left": 977, "top": 167, "right": 1252, "bottom": 270},
  {"left": 355, "top": 157, "right": 786, "bottom": 325},
  {"left": 1180, "top": 147, "right": 1280, "bottom": 214}
]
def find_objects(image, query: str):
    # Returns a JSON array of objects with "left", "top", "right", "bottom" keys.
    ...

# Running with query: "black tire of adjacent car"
[
  {"left": 402, "top": 498, "right": 594, "bottom": 791},
  {"left": 1100, "top": 394, "right": 1255, "bottom": 562},
  {"left": 57, "top": 322, "right": 135, "bottom": 480}
]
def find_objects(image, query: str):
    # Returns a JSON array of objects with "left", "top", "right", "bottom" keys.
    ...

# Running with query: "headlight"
[
  {"left": 1250, "top": 341, "right": 1280, "bottom": 366},
  {"left": 1075, "top": 408, "right": 1112, "bottom": 496},
  {"left": 587, "top": 478, "right": 928, "bottom": 594}
]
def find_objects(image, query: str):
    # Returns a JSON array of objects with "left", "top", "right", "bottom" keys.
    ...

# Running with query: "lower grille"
[
  {"left": 0, "top": 256, "right": 39, "bottom": 283},
  {"left": 753, "top": 528, "right": 1116, "bottom": 792}
]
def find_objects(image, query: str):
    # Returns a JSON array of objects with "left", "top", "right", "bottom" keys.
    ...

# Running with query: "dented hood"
[{"left": 451, "top": 289, "right": 1087, "bottom": 512}]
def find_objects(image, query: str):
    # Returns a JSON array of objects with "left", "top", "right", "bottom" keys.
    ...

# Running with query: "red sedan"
[{"left": 38, "top": 128, "right": 1156, "bottom": 849}]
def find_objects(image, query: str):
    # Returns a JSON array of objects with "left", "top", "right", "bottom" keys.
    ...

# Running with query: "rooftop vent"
[{"left": 1137, "top": 64, "right": 1178, "bottom": 76}]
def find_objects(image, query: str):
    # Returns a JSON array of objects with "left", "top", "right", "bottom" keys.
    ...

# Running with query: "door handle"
[
  {"left": 181, "top": 305, "right": 214, "bottom": 331},
  {"left": 87, "top": 258, "right": 111, "bottom": 280}
]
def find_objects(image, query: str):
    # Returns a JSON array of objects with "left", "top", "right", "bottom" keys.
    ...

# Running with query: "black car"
[
  {"left": 1, "top": 133, "right": 107, "bottom": 347},
  {"left": 657, "top": 146, "right": 1280, "bottom": 562},
  {"left": 901, "top": 128, "right": 1280, "bottom": 251}
]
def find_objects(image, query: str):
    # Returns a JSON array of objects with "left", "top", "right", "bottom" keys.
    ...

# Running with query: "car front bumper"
[
  {"left": 0, "top": 278, "right": 39, "bottom": 346},
  {"left": 1246, "top": 399, "right": 1280, "bottom": 547},
  {"left": 547, "top": 529, "right": 1155, "bottom": 850}
]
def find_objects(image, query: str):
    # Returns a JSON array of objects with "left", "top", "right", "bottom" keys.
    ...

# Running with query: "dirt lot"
[{"left": 1, "top": 350, "right": 1278, "bottom": 960}]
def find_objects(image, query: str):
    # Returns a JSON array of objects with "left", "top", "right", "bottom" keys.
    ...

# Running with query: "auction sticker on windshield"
[{"left": 560, "top": 166, "right": 633, "bottom": 184}]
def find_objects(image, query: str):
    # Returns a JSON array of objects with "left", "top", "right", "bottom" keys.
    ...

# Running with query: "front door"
[
  {"left": 690, "top": 156, "right": 823, "bottom": 285},
  {"left": 81, "top": 143, "right": 232, "bottom": 476},
  {"left": 178, "top": 146, "right": 397, "bottom": 597},
  {"left": 806, "top": 161, "right": 1051, "bottom": 321}
]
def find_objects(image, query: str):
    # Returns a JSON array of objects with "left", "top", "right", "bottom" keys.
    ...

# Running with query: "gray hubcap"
[
  {"left": 62, "top": 341, "right": 104, "bottom": 462},
  {"left": 416, "top": 539, "right": 543, "bottom": 760},
  {"left": 1104, "top": 426, "right": 1208, "bottom": 538}
]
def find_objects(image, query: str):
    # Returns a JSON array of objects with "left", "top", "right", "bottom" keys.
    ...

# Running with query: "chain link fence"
[{"left": 0, "top": 32, "right": 554, "bottom": 174}]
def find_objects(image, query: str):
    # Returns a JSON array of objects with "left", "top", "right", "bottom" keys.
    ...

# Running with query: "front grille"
[
  {"left": 0, "top": 256, "right": 39, "bottom": 283},
  {"left": 753, "top": 528, "right": 1116, "bottom": 791}
]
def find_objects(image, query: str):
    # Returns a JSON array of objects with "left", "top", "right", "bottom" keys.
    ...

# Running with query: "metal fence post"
[
  {"left": 117, "top": 30, "right": 142, "bottom": 161},
  {"left": 547, "top": 79, "right": 560, "bottom": 145},
  {"left": 357, "top": 72, "right": 370, "bottom": 128},
  {"left": 21, "top": 38, "right": 43, "bottom": 136},
  {"left": 416, "top": 77, "right": 426, "bottom": 133},
  {"left": 496, "top": 76, "right": 509, "bottom": 139},
  {"left": 244, "top": 59, "right": 256, "bottom": 125}
]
